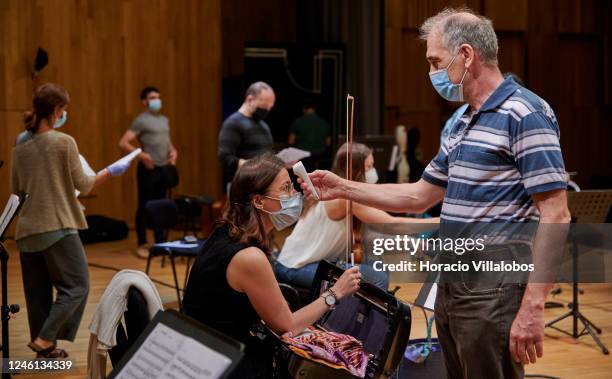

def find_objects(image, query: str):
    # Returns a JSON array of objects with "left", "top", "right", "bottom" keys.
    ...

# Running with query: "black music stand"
[
  {"left": 545, "top": 190, "right": 612, "bottom": 355},
  {"left": 0, "top": 193, "right": 27, "bottom": 379}
]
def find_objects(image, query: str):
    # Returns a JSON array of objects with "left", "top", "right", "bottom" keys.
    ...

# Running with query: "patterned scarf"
[{"left": 282, "top": 327, "right": 368, "bottom": 377}]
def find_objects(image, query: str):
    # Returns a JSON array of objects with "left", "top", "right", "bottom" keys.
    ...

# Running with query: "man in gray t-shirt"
[{"left": 119, "top": 86, "right": 178, "bottom": 257}]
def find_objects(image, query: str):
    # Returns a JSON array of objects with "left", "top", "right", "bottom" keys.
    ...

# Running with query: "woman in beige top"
[{"left": 11, "top": 83, "right": 132, "bottom": 358}]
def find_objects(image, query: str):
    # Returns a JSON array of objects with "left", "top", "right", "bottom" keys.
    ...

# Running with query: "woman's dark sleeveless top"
[{"left": 183, "top": 224, "right": 260, "bottom": 344}]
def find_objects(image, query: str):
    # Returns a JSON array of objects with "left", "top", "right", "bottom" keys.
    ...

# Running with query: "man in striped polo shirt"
[{"left": 302, "top": 8, "right": 570, "bottom": 379}]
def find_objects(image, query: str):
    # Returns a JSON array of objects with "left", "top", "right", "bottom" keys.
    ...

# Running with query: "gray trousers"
[
  {"left": 19, "top": 234, "right": 89, "bottom": 342},
  {"left": 435, "top": 244, "right": 530, "bottom": 379},
  {"left": 435, "top": 282, "right": 525, "bottom": 379}
]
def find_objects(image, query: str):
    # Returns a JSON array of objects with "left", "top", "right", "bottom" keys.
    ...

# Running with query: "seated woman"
[
  {"left": 274, "top": 142, "right": 438, "bottom": 290},
  {"left": 182, "top": 154, "right": 361, "bottom": 378}
]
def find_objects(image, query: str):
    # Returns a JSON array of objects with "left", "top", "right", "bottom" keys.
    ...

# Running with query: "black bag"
[
  {"left": 79, "top": 215, "right": 129, "bottom": 244},
  {"left": 271, "top": 260, "right": 412, "bottom": 378},
  {"left": 160, "top": 165, "right": 179, "bottom": 189}
]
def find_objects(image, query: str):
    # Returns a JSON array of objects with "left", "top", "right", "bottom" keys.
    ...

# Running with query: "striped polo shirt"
[{"left": 422, "top": 77, "right": 567, "bottom": 224}]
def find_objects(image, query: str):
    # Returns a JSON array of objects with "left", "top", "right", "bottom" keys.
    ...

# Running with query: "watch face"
[{"left": 325, "top": 294, "right": 336, "bottom": 306}]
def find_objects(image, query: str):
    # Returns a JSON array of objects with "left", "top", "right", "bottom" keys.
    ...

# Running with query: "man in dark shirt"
[
  {"left": 288, "top": 99, "right": 331, "bottom": 155},
  {"left": 218, "top": 82, "right": 275, "bottom": 189}
]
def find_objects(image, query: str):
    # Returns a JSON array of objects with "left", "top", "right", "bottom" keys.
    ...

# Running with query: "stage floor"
[{"left": 1, "top": 232, "right": 611, "bottom": 378}]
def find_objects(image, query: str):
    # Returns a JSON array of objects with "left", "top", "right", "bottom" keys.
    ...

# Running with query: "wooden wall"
[
  {"left": 221, "top": 0, "right": 297, "bottom": 78},
  {"left": 0, "top": 0, "right": 222, "bottom": 227},
  {"left": 385, "top": 0, "right": 612, "bottom": 188}
]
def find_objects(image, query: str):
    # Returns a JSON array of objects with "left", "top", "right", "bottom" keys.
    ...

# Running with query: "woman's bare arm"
[{"left": 227, "top": 247, "right": 360, "bottom": 336}]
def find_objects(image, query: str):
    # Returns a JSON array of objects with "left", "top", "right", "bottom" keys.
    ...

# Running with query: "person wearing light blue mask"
[
  {"left": 119, "top": 86, "right": 179, "bottom": 258},
  {"left": 54, "top": 110, "right": 67, "bottom": 128},
  {"left": 274, "top": 143, "right": 439, "bottom": 292},
  {"left": 256, "top": 192, "right": 303, "bottom": 231},
  {"left": 429, "top": 53, "right": 468, "bottom": 102},
  {"left": 300, "top": 8, "right": 570, "bottom": 379},
  {"left": 11, "top": 83, "right": 132, "bottom": 359},
  {"left": 147, "top": 98, "right": 162, "bottom": 113},
  {"left": 439, "top": 73, "right": 523, "bottom": 147},
  {"left": 182, "top": 153, "right": 362, "bottom": 378}
]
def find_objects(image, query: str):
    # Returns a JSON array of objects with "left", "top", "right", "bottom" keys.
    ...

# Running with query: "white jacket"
[{"left": 87, "top": 269, "right": 163, "bottom": 379}]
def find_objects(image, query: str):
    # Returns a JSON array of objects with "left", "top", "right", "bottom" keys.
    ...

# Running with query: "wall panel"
[
  {"left": 0, "top": 0, "right": 222, "bottom": 227},
  {"left": 384, "top": 0, "right": 611, "bottom": 187}
]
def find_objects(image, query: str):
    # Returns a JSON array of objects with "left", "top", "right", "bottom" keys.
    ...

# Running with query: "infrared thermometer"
[{"left": 292, "top": 161, "right": 319, "bottom": 200}]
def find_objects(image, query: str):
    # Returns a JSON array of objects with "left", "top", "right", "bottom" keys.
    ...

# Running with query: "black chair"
[
  {"left": 174, "top": 195, "right": 214, "bottom": 238},
  {"left": 144, "top": 199, "right": 205, "bottom": 311},
  {"left": 279, "top": 283, "right": 303, "bottom": 312}
]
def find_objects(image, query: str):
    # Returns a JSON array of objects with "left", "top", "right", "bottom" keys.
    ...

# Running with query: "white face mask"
[
  {"left": 258, "top": 193, "right": 303, "bottom": 231},
  {"left": 365, "top": 168, "right": 378, "bottom": 184}
]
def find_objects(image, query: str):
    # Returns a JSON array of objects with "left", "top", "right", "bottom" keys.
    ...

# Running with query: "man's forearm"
[
  {"left": 120, "top": 140, "right": 137, "bottom": 153},
  {"left": 345, "top": 180, "right": 435, "bottom": 213},
  {"left": 522, "top": 208, "right": 571, "bottom": 308}
]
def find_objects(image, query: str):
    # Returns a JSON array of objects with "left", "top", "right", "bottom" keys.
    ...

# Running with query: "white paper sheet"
[
  {"left": 0, "top": 194, "right": 20, "bottom": 238},
  {"left": 113, "top": 148, "right": 142, "bottom": 168},
  {"left": 79, "top": 154, "right": 96, "bottom": 177},
  {"left": 388, "top": 145, "right": 399, "bottom": 171},
  {"left": 76, "top": 154, "right": 97, "bottom": 199},
  {"left": 423, "top": 282, "right": 437, "bottom": 311},
  {"left": 276, "top": 147, "right": 311, "bottom": 163},
  {"left": 116, "top": 323, "right": 232, "bottom": 379}
]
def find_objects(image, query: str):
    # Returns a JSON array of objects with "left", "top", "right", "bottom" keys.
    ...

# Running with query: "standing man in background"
[
  {"left": 288, "top": 98, "right": 331, "bottom": 172},
  {"left": 218, "top": 81, "right": 275, "bottom": 191},
  {"left": 119, "top": 86, "right": 178, "bottom": 258},
  {"left": 288, "top": 98, "right": 330, "bottom": 154}
]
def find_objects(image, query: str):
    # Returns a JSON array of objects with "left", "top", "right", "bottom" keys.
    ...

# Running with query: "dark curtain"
[{"left": 298, "top": 0, "right": 384, "bottom": 136}]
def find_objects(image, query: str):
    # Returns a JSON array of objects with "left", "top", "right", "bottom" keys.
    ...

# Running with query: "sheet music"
[
  {"left": 116, "top": 323, "right": 231, "bottom": 379},
  {"left": 0, "top": 194, "right": 21, "bottom": 238},
  {"left": 75, "top": 154, "right": 97, "bottom": 198},
  {"left": 388, "top": 145, "right": 399, "bottom": 171},
  {"left": 423, "top": 283, "right": 437, "bottom": 310},
  {"left": 113, "top": 148, "right": 142, "bottom": 168},
  {"left": 79, "top": 154, "right": 96, "bottom": 176},
  {"left": 276, "top": 147, "right": 311, "bottom": 163}
]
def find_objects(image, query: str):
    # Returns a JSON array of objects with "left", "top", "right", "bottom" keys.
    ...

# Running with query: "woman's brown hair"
[
  {"left": 332, "top": 142, "right": 372, "bottom": 182},
  {"left": 24, "top": 83, "right": 70, "bottom": 133},
  {"left": 221, "top": 153, "right": 286, "bottom": 253}
]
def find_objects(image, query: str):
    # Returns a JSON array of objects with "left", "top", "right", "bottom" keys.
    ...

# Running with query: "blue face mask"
[
  {"left": 148, "top": 98, "right": 162, "bottom": 113},
  {"left": 260, "top": 193, "right": 303, "bottom": 231},
  {"left": 429, "top": 54, "right": 468, "bottom": 102},
  {"left": 54, "top": 110, "right": 67, "bottom": 129}
]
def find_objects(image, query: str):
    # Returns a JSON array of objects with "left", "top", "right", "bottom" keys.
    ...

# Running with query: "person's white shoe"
[{"left": 135, "top": 244, "right": 149, "bottom": 259}]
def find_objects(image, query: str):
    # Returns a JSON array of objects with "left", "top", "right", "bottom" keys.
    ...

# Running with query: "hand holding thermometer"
[{"left": 292, "top": 161, "right": 319, "bottom": 200}]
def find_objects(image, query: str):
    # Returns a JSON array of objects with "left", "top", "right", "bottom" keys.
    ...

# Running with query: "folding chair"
[{"left": 144, "top": 199, "right": 205, "bottom": 310}]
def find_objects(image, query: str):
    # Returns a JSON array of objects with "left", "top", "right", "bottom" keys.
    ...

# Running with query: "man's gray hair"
[
  {"left": 245, "top": 81, "right": 273, "bottom": 98},
  {"left": 419, "top": 7, "right": 498, "bottom": 66}
]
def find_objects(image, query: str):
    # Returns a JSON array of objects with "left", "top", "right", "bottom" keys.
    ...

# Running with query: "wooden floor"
[{"left": 1, "top": 232, "right": 611, "bottom": 378}]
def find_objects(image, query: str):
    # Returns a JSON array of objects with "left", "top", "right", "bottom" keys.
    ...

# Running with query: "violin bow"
[{"left": 346, "top": 94, "right": 355, "bottom": 266}]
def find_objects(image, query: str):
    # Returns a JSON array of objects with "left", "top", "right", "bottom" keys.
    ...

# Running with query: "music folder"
[
  {"left": 0, "top": 192, "right": 27, "bottom": 241},
  {"left": 109, "top": 310, "right": 244, "bottom": 379}
]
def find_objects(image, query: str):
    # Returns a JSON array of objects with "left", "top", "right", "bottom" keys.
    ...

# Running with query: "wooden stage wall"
[
  {"left": 385, "top": 0, "right": 612, "bottom": 188},
  {"left": 0, "top": 0, "right": 222, "bottom": 227}
]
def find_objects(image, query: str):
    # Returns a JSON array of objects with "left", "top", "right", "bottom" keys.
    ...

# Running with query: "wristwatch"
[{"left": 321, "top": 288, "right": 338, "bottom": 309}]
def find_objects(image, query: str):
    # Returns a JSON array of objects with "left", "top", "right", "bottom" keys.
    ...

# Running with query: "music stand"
[
  {"left": 0, "top": 193, "right": 27, "bottom": 379},
  {"left": 109, "top": 309, "right": 244, "bottom": 379},
  {"left": 545, "top": 190, "right": 612, "bottom": 355}
]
